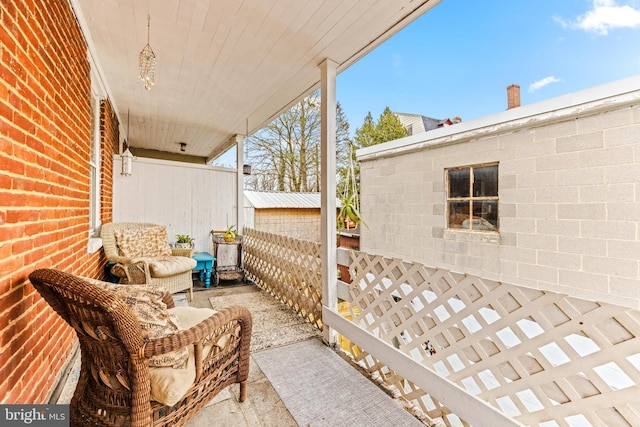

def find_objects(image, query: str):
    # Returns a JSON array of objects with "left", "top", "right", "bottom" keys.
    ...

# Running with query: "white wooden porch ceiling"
[{"left": 72, "top": 0, "right": 441, "bottom": 160}]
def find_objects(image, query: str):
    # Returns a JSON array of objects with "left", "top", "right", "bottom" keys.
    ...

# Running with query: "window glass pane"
[
  {"left": 448, "top": 201, "right": 470, "bottom": 229},
  {"left": 448, "top": 168, "right": 470, "bottom": 198},
  {"left": 89, "top": 92, "right": 100, "bottom": 234},
  {"left": 472, "top": 200, "right": 498, "bottom": 230},
  {"left": 90, "top": 166, "right": 97, "bottom": 227},
  {"left": 90, "top": 96, "right": 97, "bottom": 162},
  {"left": 473, "top": 165, "right": 498, "bottom": 197}
]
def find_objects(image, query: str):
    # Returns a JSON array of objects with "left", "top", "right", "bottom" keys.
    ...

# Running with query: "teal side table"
[{"left": 192, "top": 252, "right": 216, "bottom": 288}]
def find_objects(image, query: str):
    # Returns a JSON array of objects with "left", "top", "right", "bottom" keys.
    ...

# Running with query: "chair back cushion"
[
  {"left": 83, "top": 278, "right": 189, "bottom": 368},
  {"left": 101, "top": 222, "right": 171, "bottom": 261},
  {"left": 113, "top": 225, "right": 173, "bottom": 258}
]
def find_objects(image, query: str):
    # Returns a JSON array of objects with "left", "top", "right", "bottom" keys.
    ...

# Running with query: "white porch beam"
[
  {"left": 320, "top": 58, "right": 338, "bottom": 346},
  {"left": 235, "top": 134, "right": 245, "bottom": 233}
]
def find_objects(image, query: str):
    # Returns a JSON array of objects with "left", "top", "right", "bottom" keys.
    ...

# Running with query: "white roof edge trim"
[{"left": 357, "top": 74, "right": 640, "bottom": 162}]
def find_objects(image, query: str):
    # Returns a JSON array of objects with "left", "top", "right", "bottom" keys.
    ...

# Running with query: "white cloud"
[
  {"left": 572, "top": 0, "right": 640, "bottom": 35},
  {"left": 529, "top": 76, "right": 561, "bottom": 93}
]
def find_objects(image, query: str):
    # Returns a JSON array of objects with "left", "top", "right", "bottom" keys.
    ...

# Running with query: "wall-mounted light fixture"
[
  {"left": 243, "top": 119, "right": 252, "bottom": 175},
  {"left": 121, "top": 110, "right": 133, "bottom": 176},
  {"left": 121, "top": 145, "right": 133, "bottom": 176}
]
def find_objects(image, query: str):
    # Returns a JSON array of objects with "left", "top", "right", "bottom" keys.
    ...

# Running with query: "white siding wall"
[
  {"left": 244, "top": 206, "right": 255, "bottom": 229},
  {"left": 112, "top": 156, "right": 237, "bottom": 254},
  {"left": 396, "top": 113, "right": 426, "bottom": 134},
  {"left": 358, "top": 77, "right": 640, "bottom": 309}
]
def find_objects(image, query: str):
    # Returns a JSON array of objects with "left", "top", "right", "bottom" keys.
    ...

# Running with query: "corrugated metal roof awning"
[{"left": 245, "top": 190, "right": 340, "bottom": 209}]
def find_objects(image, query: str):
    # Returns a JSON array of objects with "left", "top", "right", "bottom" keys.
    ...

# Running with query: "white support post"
[
  {"left": 320, "top": 58, "right": 338, "bottom": 346},
  {"left": 235, "top": 135, "right": 245, "bottom": 234}
]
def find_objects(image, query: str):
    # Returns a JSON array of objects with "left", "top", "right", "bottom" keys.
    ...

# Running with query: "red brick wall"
[
  {"left": 0, "top": 0, "right": 117, "bottom": 403},
  {"left": 101, "top": 99, "right": 117, "bottom": 225}
]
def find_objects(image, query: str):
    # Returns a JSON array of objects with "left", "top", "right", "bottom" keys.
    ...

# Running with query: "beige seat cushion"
[
  {"left": 148, "top": 256, "right": 196, "bottom": 277},
  {"left": 149, "top": 307, "right": 218, "bottom": 406}
]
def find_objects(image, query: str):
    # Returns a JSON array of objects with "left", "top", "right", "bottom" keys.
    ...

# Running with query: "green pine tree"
[
  {"left": 375, "top": 107, "right": 409, "bottom": 143},
  {"left": 354, "top": 107, "right": 408, "bottom": 149},
  {"left": 354, "top": 112, "right": 376, "bottom": 148}
]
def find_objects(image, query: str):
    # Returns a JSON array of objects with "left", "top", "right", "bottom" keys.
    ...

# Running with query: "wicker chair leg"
[{"left": 239, "top": 381, "right": 248, "bottom": 402}]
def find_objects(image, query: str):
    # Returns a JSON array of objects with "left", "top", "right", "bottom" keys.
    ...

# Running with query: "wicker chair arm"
[
  {"left": 142, "top": 305, "right": 252, "bottom": 359},
  {"left": 128, "top": 256, "right": 154, "bottom": 265},
  {"left": 171, "top": 247, "right": 195, "bottom": 257},
  {"left": 108, "top": 253, "right": 135, "bottom": 264},
  {"left": 111, "top": 258, "right": 153, "bottom": 284}
]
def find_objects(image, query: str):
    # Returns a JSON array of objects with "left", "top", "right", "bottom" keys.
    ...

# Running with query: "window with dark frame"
[
  {"left": 89, "top": 91, "right": 101, "bottom": 237},
  {"left": 446, "top": 163, "right": 499, "bottom": 232}
]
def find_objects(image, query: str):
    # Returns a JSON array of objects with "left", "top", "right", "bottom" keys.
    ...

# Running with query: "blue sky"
[
  {"left": 218, "top": 0, "right": 639, "bottom": 166},
  {"left": 337, "top": 0, "right": 640, "bottom": 132}
]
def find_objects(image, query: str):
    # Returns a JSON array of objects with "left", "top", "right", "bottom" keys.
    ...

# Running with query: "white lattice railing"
[
  {"left": 339, "top": 250, "right": 640, "bottom": 427},
  {"left": 242, "top": 230, "right": 640, "bottom": 426},
  {"left": 243, "top": 228, "right": 323, "bottom": 329}
]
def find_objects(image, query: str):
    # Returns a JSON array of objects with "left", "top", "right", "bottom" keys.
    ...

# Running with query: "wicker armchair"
[
  {"left": 30, "top": 269, "right": 252, "bottom": 427},
  {"left": 101, "top": 222, "right": 196, "bottom": 300}
]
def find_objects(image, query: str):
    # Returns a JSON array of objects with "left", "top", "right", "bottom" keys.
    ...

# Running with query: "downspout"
[{"left": 320, "top": 58, "right": 338, "bottom": 346}]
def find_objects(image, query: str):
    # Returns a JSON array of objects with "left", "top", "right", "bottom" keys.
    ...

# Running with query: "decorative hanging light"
[{"left": 138, "top": 15, "right": 156, "bottom": 90}]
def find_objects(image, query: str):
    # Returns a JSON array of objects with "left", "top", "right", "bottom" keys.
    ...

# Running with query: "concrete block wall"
[
  {"left": 0, "top": 0, "right": 117, "bottom": 404},
  {"left": 359, "top": 83, "right": 640, "bottom": 309}
]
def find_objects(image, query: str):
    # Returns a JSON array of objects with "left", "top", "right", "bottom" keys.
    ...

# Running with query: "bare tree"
[{"left": 245, "top": 92, "right": 350, "bottom": 193}]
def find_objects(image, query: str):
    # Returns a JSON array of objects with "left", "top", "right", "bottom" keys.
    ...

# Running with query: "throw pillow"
[
  {"left": 81, "top": 277, "right": 189, "bottom": 368},
  {"left": 114, "top": 228, "right": 145, "bottom": 258},
  {"left": 151, "top": 226, "right": 173, "bottom": 256},
  {"left": 139, "top": 225, "right": 173, "bottom": 257}
]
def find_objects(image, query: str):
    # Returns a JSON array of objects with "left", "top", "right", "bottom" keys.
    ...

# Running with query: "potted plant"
[
  {"left": 338, "top": 142, "right": 366, "bottom": 230},
  {"left": 223, "top": 225, "right": 237, "bottom": 242},
  {"left": 175, "top": 234, "right": 194, "bottom": 249},
  {"left": 338, "top": 192, "right": 365, "bottom": 230}
]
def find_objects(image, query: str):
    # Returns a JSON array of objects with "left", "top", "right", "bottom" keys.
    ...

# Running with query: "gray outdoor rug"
[
  {"left": 252, "top": 338, "right": 425, "bottom": 427},
  {"left": 209, "top": 290, "right": 322, "bottom": 352}
]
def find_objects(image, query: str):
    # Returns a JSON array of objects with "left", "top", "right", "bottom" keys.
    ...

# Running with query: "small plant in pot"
[
  {"left": 175, "top": 234, "right": 194, "bottom": 249},
  {"left": 223, "top": 225, "right": 237, "bottom": 242}
]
